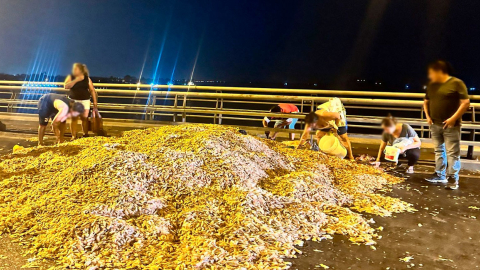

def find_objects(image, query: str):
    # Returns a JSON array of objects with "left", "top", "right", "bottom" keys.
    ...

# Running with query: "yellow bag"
[{"left": 319, "top": 133, "right": 347, "bottom": 159}]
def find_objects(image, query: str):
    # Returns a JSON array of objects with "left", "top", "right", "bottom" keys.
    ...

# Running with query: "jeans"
[{"left": 430, "top": 124, "right": 461, "bottom": 180}]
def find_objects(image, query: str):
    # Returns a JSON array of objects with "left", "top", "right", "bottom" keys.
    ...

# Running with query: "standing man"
[
  {"left": 37, "top": 93, "right": 85, "bottom": 146},
  {"left": 424, "top": 60, "right": 470, "bottom": 190},
  {"left": 263, "top": 103, "right": 299, "bottom": 140}
]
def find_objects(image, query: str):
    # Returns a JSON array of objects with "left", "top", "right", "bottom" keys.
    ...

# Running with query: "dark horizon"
[{"left": 1, "top": 0, "right": 480, "bottom": 89}]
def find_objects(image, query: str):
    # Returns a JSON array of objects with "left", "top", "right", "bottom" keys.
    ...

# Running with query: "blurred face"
[
  {"left": 70, "top": 110, "right": 81, "bottom": 118},
  {"left": 382, "top": 124, "right": 396, "bottom": 134},
  {"left": 428, "top": 68, "right": 446, "bottom": 83},
  {"left": 72, "top": 65, "right": 82, "bottom": 76}
]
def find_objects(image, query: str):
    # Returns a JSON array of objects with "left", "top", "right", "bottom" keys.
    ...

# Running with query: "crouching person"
[
  {"left": 38, "top": 93, "right": 85, "bottom": 146},
  {"left": 375, "top": 115, "right": 422, "bottom": 173},
  {"left": 263, "top": 103, "right": 299, "bottom": 140},
  {"left": 296, "top": 110, "right": 348, "bottom": 156},
  {"left": 302, "top": 98, "right": 354, "bottom": 159}
]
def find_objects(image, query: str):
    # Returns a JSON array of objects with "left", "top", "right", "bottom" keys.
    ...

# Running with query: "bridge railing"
[{"left": 0, "top": 80, "right": 479, "bottom": 157}]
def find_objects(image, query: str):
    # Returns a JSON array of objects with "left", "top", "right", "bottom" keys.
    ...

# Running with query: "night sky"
[{"left": 0, "top": 0, "right": 479, "bottom": 87}]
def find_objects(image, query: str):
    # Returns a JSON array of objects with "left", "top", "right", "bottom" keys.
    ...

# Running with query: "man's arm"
[
  {"left": 88, "top": 78, "right": 98, "bottom": 109},
  {"left": 296, "top": 124, "right": 312, "bottom": 149},
  {"left": 51, "top": 102, "right": 69, "bottom": 142},
  {"left": 423, "top": 99, "right": 432, "bottom": 125},
  {"left": 64, "top": 75, "right": 83, "bottom": 89},
  {"left": 443, "top": 99, "right": 470, "bottom": 129}
]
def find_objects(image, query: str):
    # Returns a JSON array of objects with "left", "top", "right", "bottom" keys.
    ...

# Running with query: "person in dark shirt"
[
  {"left": 64, "top": 63, "right": 98, "bottom": 139},
  {"left": 37, "top": 94, "right": 85, "bottom": 146},
  {"left": 424, "top": 60, "right": 470, "bottom": 190}
]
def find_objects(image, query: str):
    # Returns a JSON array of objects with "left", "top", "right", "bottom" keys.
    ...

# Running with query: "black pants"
[{"left": 401, "top": 148, "right": 421, "bottom": 166}]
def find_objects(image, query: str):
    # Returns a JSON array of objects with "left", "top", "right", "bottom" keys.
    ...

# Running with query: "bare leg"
[
  {"left": 81, "top": 109, "right": 89, "bottom": 136},
  {"left": 71, "top": 116, "right": 79, "bottom": 139},
  {"left": 339, "top": 133, "right": 354, "bottom": 160},
  {"left": 58, "top": 122, "right": 66, "bottom": 144},
  {"left": 38, "top": 125, "right": 46, "bottom": 146},
  {"left": 289, "top": 132, "right": 295, "bottom": 141}
]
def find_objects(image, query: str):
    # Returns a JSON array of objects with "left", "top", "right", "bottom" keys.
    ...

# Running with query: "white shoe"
[{"left": 405, "top": 167, "right": 414, "bottom": 174}]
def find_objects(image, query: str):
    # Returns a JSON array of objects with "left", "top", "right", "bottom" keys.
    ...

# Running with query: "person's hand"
[
  {"left": 398, "top": 146, "right": 406, "bottom": 154},
  {"left": 371, "top": 161, "right": 381, "bottom": 167},
  {"left": 93, "top": 104, "right": 98, "bottom": 111},
  {"left": 426, "top": 117, "right": 433, "bottom": 125},
  {"left": 443, "top": 117, "right": 456, "bottom": 129}
]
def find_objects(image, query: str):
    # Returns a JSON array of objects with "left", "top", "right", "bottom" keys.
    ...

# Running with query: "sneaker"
[
  {"left": 425, "top": 173, "right": 447, "bottom": 183},
  {"left": 405, "top": 167, "right": 414, "bottom": 174},
  {"left": 445, "top": 177, "right": 459, "bottom": 190}
]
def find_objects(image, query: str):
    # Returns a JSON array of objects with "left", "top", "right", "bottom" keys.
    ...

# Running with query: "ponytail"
[{"left": 381, "top": 114, "right": 397, "bottom": 127}]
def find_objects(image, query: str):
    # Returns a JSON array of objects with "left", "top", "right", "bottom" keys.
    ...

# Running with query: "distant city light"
[
  {"left": 168, "top": 82, "right": 174, "bottom": 86},
  {"left": 405, "top": 84, "right": 409, "bottom": 89},
  {"left": 187, "top": 81, "right": 195, "bottom": 86},
  {"left": 284, "top": 82, "right": 288, "bottom": 86},
  {"left": 469, "top": 87, "right": 476, "bottom": 91}
]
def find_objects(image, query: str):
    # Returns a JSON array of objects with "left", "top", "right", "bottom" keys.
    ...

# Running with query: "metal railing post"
[
  {"left": 467, "top": 107, "right": 476, "bottom": 159},
  {"left": 182, "top": 94, "right": 187, "bottom": 122},
  {"left": 149, "top": 95, "right": 157, "bottom": 120},
  {"left": 214, "top": 90, "right": 221, "bottom": 124},
  {"left": 218, "top": 98, "right": 224, "bottom": 125},
  {"left": 173, "top": 94, "right": 178, "bottom": 122},
  {"left": 420, "top": 107, "right": 425, "bottom": 139}
]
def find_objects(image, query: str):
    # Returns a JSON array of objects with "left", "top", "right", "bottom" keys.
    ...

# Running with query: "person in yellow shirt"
[{"left": 297, "top": 98, "right": 354, "bottom": 160}]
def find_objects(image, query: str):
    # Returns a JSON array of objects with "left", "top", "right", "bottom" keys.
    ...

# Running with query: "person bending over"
[
  {"left": 263, "top": 103, "right": 299, "bottom": 140},
  {"left": 375, "top": 115, "right": 422, "bottom": 173},
  {"left": 297, "top": 98, "right": 354, "bottom": 159},
  {"left": 64, "top": 63, "right": 98, "bottom": 139},
  {"left": 296, "top": 110, "right": 351, "bottom": 159},
  {"left": 38, "top": 93, "right": 85, "bottom": 146}
]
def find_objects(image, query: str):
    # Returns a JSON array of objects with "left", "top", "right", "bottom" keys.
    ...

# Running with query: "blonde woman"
[{"left": 64, "top": 63, "right": 98, "bottom": 138}]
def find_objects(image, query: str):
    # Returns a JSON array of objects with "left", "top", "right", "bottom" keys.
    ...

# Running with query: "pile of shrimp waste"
[{"left": 0, "top": 124, "right": 414, "bottom": 269}]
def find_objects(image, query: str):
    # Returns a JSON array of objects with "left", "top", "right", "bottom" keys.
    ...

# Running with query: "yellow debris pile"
[{"left": 0, "top": 125, "right": 413, "bottom": 269}]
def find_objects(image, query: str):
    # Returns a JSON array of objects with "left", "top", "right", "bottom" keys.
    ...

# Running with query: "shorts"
[
  {"left": 320, "top": 124, "right": 348, "bottom": 136},
  {"left": 38, "top": 109, "right": 57, "bottom": 126},
  {"left": 72, "top": 99, "right": 91, "bottom": 113},
  {"left": 274, "top": 118, "right": 298, "bottom": 129},
  {"left": 38, "top": 98, "right": 58, "bottom": 126}
]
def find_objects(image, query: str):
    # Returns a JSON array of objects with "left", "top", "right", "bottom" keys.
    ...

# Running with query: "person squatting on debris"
[
  {"left": 297, "top": 98, "right": 354, "bottom": 160},
  {"left": 374, "top": 115, "right": 422, "bottom": 174},
  {"left": 64, "top": 63, "right": 98, "bottom": 139},
  {"left": 263, "top": 103, "right": 299, "bottom": 140},
  {"left": 37, "top": 93, "right": 85, "bottom": 146},
  {"left": 424, "top": 60, "right": 470, "bottom": 190}
]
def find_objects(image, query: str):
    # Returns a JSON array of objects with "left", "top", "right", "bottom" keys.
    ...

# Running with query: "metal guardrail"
[{"left": 0, "top": 80, "right": 479, "bottom": 157}]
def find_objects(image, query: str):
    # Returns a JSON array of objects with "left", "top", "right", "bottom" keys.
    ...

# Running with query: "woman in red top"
[{"left": 263, "top": 104, "right": 299, "bottom": 140}]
